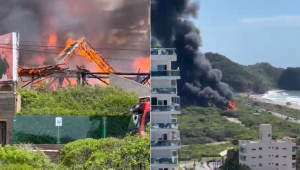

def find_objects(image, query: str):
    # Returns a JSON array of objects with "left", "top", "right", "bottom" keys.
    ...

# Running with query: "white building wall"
[
  {"left": 151, "top": 79, "right": 172, "bottom": 87},
  {"left": 151, "top": 114, "right": 171, "bottom": 123},
  {"left": 151, "top": 48, "right": 180, "bottom": 170},
  {"left": 239, "top": 124, "right": 296, "bottom": 170}
]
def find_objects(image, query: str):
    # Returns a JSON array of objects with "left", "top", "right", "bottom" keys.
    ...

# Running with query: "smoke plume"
[
  {"left": 0, "top": 0, "right": 149, "bottom": 68},
  {"left": 151, "top": 0, "right": 233, "bottom": 107}
]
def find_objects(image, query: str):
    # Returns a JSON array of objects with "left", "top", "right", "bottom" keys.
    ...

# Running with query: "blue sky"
[{"left": 195, "top": 0, "right": 300, "bottom": 68}]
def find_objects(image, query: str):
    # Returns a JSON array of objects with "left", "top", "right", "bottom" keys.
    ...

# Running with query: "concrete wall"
[{"left": 109, "top": 73, "right": 149, "bottom": 97}]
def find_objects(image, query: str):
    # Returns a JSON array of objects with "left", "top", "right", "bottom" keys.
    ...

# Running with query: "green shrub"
[
  {"left": 19, "top": 85, "right": 138, "bottom": 116},
  {"left": 0, "top": 145, "right": 55, "bottom": 169},
  {"left": 0, "top": 164, "right": 35, "bottom": 170},
  {"left": 60, "top": 135, "right": 150, "bottom": 170}
]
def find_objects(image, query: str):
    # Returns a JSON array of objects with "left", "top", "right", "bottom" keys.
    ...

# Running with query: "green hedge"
[
  {"left": 60, "top": 135, "right": 150, "bottom": 169},
  {"left": 18, "top": 85, "right": 138, "bottom": 116}
]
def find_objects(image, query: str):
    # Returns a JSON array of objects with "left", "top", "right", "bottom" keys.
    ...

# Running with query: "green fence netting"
[{"left": 13, "top": 115, "right": 131, "bottom": 144}]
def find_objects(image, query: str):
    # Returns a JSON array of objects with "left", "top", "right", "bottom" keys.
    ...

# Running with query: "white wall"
[
  {"left": 151, "top": 114, "right": 171, "bottom": 123},
  {"left": 151, "top": 79, "right": 172, "bottom": 87},
  {"left": 240, "top": 141, "right": 296, "bottom": 170},
  {"left": 151, "top": 150, "right": 172, "bottom": 158}
]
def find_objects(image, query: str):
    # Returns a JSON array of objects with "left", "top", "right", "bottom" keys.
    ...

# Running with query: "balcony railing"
[
  {"left": 151, "top": 105, "right": 181, "bottom": 112},
  {"left": 151, "top": 140, "right": 181, "bottom": 147},
  {"left": 150, "top": 123, "right": 178, "bottom": 129},
  {"left": 151, "top": 70, "right": 180, "bottom": 77},
  {"left": 151, "top": 158, "right": 178, "bottom": 164},
  {"left": 151, "top": 48, "right": 176, "bottom": 55},
  {"left": 151, "top": 87, "right": 177, "bottom": 94}
]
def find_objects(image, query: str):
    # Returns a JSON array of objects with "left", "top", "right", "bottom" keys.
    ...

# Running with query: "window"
[
  {"left": 151, "top": 97, "right": 157, "bottom": 105},
  {"left": 283, "top": 156, "right": 287, "bottom": 158},
  {"left": 283, "top": 148, "right": 287, "bottom": 150},
  {"left": 259, "top": 163, "right": 262, "bottom": 167},
  {"left": 268, "top": 134, "right": 271, "bottom": 137},
  {"left": 158, "top": 100, "right": 167, "bottom": 105},
  {"left": 275, "top": 147, "right": 279, "bottom": 150},
  {"left": 252, "top": 157, "right": 256, "bottom": 159},
  {"left": 251, "top": 148, "right": 256, "bottom": 151},
  {"left": 163, "top": 168, "right": 168, "bottom": 170},
  {"left": 172, "top": 151, "right": 177, "bottom": 156},
  {"left": 259, "top": 155, "right": 262, "bottom": 158},
  {"left": 157, "top": 65, "right": 167, "bottom": 71},
  {"left": 275, "top": 163, "right": 279, "bottom": 166},
  {"left": 293, "top": 163, "right": 296, "bottom": 168},
  {"left": 163, "top": 134, "right": 167, "bottom": 140},
  {"left": 259, "top": 147, "right": 262, "bottom": 150},
  {"left": 292, "top": 154, "right": 296, "bottom": 160},
  {"left": 283, "top": 164, "right": 287, "bottom": 166},
  {"left": 275, "top": 155, "right": 278, "bottom": 158}
]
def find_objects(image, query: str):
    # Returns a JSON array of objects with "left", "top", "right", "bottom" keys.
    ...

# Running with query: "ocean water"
[{"left": 254, "top": 90, "right": 300, "bottom": 106}]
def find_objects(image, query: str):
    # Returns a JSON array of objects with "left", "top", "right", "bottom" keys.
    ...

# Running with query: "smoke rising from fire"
[
  {"left": 0, "top": 0, "right": 149, "bottom": 69},
  {"left": 151, "top": 0, "right": 233, "bottom": 107}
]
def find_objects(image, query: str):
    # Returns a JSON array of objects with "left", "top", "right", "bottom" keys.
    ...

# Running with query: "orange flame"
[
  {"left": 132, "top": 56, "right": 150, "bottom": 72},
  {"left": 226, "top": 101, "right": 236, "bottom": 110}
]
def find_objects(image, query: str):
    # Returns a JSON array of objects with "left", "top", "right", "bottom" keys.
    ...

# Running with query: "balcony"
[
  {"left": 151, "top": 70, "right": 180, "bottom": 78},
  {"left": 151, "top": 105, "right": 181, "bottom": 114},
  {"left": 151, "top": 87, "right": 177, "bottom": 96},
  {"left": 151, "top": 48, "right": 177, "bottom": 61},
  {"left": 151, "top": 158, "right": 178, "bottom": 165},
  {"left": 151, "top": 123, "right": 178, "bottom": 130},
  {"left": 151, "top": 140, "right": 181, "bottom": 148}
]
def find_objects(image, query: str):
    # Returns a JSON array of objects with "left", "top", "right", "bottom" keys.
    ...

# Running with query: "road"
[
  {"left": 269, "top": 111, "right": 300, "bottom": 124},
  {"left": 208, "top": 161, "right": 222, "bottom": 170},
  {"left": 180, "top": 162, "right": 209, "bottom": 170}
]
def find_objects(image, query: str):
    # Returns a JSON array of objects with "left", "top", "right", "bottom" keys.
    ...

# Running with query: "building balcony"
[
  {"left": 151, "top": 140, "right": 181, "bottom": 150},
  {"left": 151, "top": 48, "right": 177, "bottom": 61},
  {"left": 151, "top": 158, "right": 178, "bottom": 166},
  {"left": 151, "top": 105, "right": 181, "bottom": 114},
  {"left": 151, "top": 123, "right": 178, "bottom": 131},
  {"left": 151, "top": 87, "right": 177, "bottom": 96},
  {"left": 151, "top": 70, "right": 180, "bottom": 79}
]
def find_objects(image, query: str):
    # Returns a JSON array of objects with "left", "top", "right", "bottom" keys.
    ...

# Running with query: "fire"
[
  {"left": 226, "top": 100, "right": 236, "bottom": 110},
  {"left": 132, "top": 56, "right": 150, "bottom": 72},
  {"left": 47, "top": 34, "right": 57, "bottom": 47}
]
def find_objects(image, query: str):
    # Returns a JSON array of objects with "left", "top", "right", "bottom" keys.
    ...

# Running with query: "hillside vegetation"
[
  {"left": 178, "top": 95, "right": 300, "bottom": 146},
  {"left": 205, "top": 52, "right": 284, "bottom": 93}
]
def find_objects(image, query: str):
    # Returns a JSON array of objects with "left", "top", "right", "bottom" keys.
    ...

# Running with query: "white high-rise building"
[
  {"left": 239, "top": 124, "right": 297, "bottom": 170},
  {"left": 150, "top": 48, "right": 181, "bottom": 170}
]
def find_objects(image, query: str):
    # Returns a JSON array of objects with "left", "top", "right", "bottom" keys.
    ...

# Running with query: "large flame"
[
  {"left": 132, "top": 56, "right": 150, "bottom": 72},
  {"left": 226, "top": 100, "right": 236, "bottom": 111}
]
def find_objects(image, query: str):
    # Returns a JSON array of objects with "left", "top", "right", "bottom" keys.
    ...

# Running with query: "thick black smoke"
[
  {"left": 151, "top": 0, "right": 233, "bottom": 107},
  {"left": 0, "top": 0, "right": 149, "bottom": 66}
]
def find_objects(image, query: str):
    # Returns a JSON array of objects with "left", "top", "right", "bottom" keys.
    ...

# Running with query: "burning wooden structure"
[{"left": 17, "top": 38, "right": 150, "bottom": 89}]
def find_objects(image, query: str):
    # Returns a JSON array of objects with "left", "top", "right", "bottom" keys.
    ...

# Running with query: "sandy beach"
[{"left": 250, "top": 95, "right": 300, "bottom": 111}]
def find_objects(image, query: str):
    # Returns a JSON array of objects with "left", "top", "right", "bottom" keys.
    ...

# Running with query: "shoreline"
[{"left": 250, "top": 95, "right": 300, "bottom": 111}]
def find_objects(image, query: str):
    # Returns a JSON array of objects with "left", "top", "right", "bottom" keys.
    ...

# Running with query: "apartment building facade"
[
  {"left": 150, "top": 48, "right": 181, "bottom": 170},
  {"left": 239, "top": 124, "right": 296, "bottom": 170}
]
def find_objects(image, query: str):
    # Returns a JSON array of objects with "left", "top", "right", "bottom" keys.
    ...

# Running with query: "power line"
[
  {"left": 18, "top": 40, "right": 150, "bottom": 47},
  {"left": 0, "top": 43, "right": 150, "bottom": 52},
  {"left": 0, "top": 46, "right": 148, "bottom": 61}
]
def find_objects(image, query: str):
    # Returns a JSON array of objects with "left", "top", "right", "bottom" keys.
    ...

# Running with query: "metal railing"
[
  {"left": 151, "top": 87, "right": 177, "bottom": 94},
  {"left": 151, "top": 48, "right": 176, "bottom": 55},
  {"left": 151, "top": 158, "right": 178, "bottom": 164},
  {"left": 150, "top": 123, "right": 178, "bottom": 129},
  {"left": 151, "top": 70, "right": 180, "bottom": 77},
  {"left": 151, "top": 140, "right": 181, "bottom": 147},
  {"left": 151, "top": 105, "right": 181, "bottom": 112}
]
